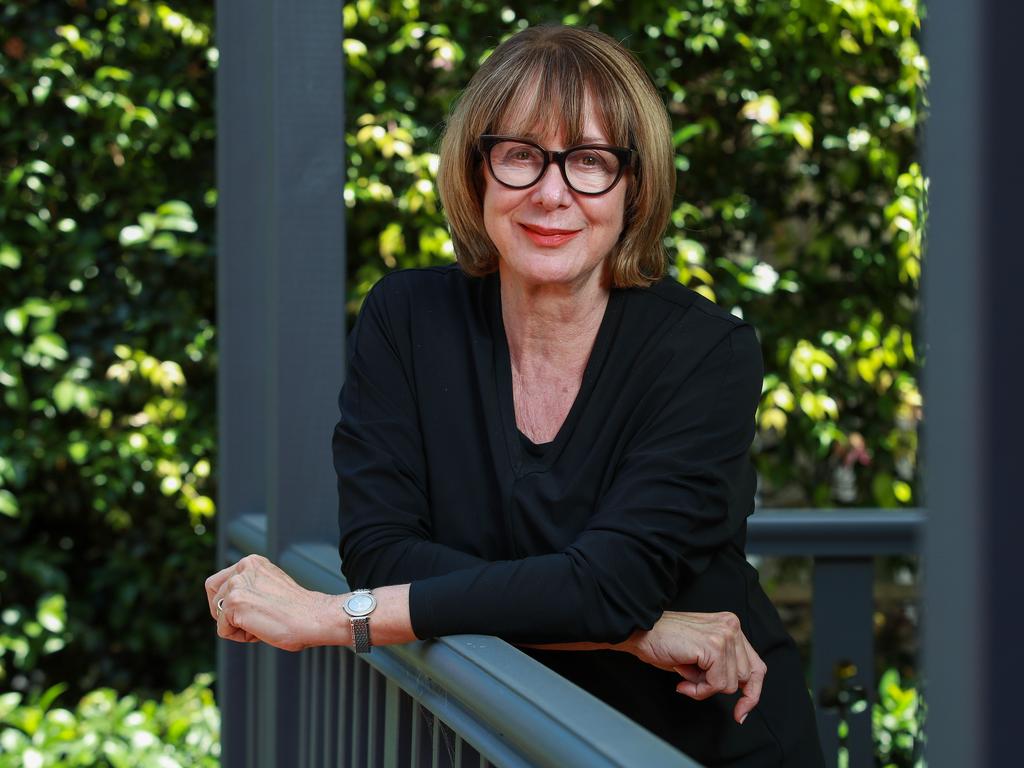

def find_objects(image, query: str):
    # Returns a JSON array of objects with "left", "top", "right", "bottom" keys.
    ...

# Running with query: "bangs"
[{"left": 488, "top": 52, "right": 630, "bottom": 148}]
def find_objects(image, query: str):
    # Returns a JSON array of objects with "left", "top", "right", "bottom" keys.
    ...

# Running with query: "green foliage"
[
  {"left": 343, "top": 0, "right": 927, "bottom": 510},
  {"left": 0, "top": 0, "right": 217, "bottom": 698},
  {"left": 0, "top": 674, "right": 219, "bottom": 767},
  {"left": 873, "top": 668, "right": 924, "bottom": 768}
]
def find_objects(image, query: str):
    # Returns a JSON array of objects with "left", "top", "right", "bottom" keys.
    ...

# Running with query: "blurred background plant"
[
  {"left": 1, "top": 0, "right": 218, "bottom": 756},
  {"left": 0, "top": 673, "right": 218, "bottom": 767},
  {"left": 1, "top": 0, "right": 925, "bottom": 764}
]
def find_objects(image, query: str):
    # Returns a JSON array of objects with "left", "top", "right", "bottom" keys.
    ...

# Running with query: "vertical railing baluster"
[
  {"left": 337, "top": 650, "right": 351, "bottom": 768},
  {"left": 367, "top": 667, "right": 380, "bottom": 767},
  {"left": 246, "top": 645, "right": 257, "bottom": 768},
  {"left": 410, "top": 701, "right": 424, "bottom": 768},
  {"left": 812, "top": 555, "right": 875, "bottom": 768},
  {"left": 322, "top": 648, "right": 336, "bottom": 768},
  {"left": 314, "top": 648, "right": 322, "bottom": 768},
  {"left": 351, "top": 658, "right": 367, "bottom": 767},
  {"left": 383, "top": 678, "right": 401, "bottom": 767},
  {"left": 432, "top": 712, "right": 441, "bottom": 768},
  {"left": 298, "top": 650, "right": 309, "bottom": 768}
]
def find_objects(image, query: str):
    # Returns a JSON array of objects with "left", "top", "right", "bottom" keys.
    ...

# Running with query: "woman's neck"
[{"left": 499, "top": 267, "right": 610, "bottom": 371}]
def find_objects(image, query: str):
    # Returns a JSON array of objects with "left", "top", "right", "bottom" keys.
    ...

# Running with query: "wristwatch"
[{"left": 342, "top": 589, "right": 377, "bottom": 654}]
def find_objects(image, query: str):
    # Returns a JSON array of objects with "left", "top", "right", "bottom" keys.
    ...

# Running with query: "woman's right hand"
[{"left": 624, "top": 611, "right": 766, "bottom": 724}]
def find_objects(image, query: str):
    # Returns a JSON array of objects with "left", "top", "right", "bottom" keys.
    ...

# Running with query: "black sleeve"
[
  {"left": 334, "top": 283, "right": 489, "bottom": 588},
  {"left": 408, "top": 323, "right": 763, "bottom": 644}
]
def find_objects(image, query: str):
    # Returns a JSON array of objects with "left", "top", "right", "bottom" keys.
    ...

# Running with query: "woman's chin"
[{"left": 502, "top": 252, "right": 600, "bottom": 290}]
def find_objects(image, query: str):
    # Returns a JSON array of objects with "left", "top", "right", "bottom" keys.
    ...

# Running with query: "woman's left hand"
[
  {"left": 205, "top": 554, "right": 341, "bottom": 651},
  {"left": 624, "top": 611, "right": 766, "bottom": 724}
]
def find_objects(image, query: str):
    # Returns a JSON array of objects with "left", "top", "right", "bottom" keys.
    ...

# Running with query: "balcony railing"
[
  {"left": 222, "top": 514, "right": 700, "bottom": 768},
  {"left": 220, "top": 508, "right": 923, "bottom": 768},
  {"left": 746, "top": 509, "right": 924, "bottom": 765}
]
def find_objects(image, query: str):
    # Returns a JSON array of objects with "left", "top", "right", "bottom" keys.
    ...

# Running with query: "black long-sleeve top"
[{"left": 333, "top": 265, "right": 823, "bottom": 767}]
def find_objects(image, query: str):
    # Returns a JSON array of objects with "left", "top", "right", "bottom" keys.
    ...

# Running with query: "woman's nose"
[{"left": 530, "top": 162, "right": 571, "bottom": 209}]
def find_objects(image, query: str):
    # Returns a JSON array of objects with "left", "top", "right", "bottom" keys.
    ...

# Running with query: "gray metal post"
[
  {"left": 216, "top": 0, "right": 345, "bottom": 764},
  {"left": 811, "top": 558, "right": 874, "bottom": 768},
  {"left": 924, "top": 1, "right": 1024, "bottom": 766}
]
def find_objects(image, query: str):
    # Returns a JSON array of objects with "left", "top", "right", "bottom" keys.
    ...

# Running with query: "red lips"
[{"left": 518, "top": 223, "right": 582, "bottom": 247}]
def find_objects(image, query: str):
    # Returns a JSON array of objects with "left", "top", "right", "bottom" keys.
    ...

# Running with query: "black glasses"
[{"left": 478, "top": 135, "right": 636, "bottom": 196}]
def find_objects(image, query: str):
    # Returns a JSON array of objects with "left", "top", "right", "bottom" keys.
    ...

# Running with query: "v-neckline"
[{"left": 489, "top": 274, "right": 623, "bottom": 477}]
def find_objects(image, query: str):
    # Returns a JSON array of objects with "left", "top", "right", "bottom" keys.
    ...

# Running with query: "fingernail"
[{"left": 740, "top": 713, "right": 748, "bottom": 724}]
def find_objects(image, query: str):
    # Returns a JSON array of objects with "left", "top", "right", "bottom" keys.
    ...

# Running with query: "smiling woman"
[{"left": 206, "top": 24, "right": 824, "bottom": 767}]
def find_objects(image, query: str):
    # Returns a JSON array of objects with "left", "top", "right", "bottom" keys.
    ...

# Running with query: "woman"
[{"left": 206, "top": 25, "right": 824, "bottom": 766}]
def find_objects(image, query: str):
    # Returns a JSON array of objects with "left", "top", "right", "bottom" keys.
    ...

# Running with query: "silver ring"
[{"left": 216, "top": 597, "right": 225, "bottom": 616}]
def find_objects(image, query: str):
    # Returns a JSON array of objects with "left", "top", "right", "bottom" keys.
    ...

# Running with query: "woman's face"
[{"left": 482, "top": 107, "right": 628, "bottom": 292}]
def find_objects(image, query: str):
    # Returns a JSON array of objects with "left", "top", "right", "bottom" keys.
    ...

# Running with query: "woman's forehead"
[{"left": 494, "top": 83, "right": 613, "bottom": 144}]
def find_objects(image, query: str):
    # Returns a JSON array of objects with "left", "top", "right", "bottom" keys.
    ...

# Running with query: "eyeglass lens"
[{"left": 488, "top": 140, "right": 622, "bottom": 194}]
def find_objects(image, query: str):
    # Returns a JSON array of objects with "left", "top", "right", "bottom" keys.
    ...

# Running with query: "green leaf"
[
  {"left": 0, "top": 244, "right": 21, "bottom": 269},
  {"left": 36, "top": 683, "right": 67, "bottom": 712},
  {"left": 96, "top": 66, "right": 133, "bottom": 82},
  {"left": 119, "top": 224, "right": 149, "bottom": 246},
  {"left": 740, "top": 94, "right": 780, "bottom": 125},
  {"left": 53, "top": 380, "right": 77, "bottom": 412},
  {"left": 37, "top": 594, "right": 66, "bottom": 633},
  {"left": 850, "top": 85, "right": 883, "bottom": 105},
  {"left": 32, "top": 333, "right": 68, "bottom": 361},
  {"left": 0, "top": 489, "right": 18, "bottom": 518},
  {"left": 3, "top": 308, "right": 27, "bottom": 335},
  {"left": 0, "top": 692, "right": 22, "bottom": 719},
  {"left": 673, "top": 123, "right": 705, "bottom": 147},
  {"left": 155, "top": 200, "right": 193, "bottom": 218}
]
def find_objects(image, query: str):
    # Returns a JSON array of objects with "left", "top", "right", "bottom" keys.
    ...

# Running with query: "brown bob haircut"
[{"left": 436, "top": 25, "right": 675, "bottom": 288}]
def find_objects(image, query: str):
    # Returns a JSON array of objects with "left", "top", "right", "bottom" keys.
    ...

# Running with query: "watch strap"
[{"left": 350, "top": 615, "right": 372, "bottom": 653}]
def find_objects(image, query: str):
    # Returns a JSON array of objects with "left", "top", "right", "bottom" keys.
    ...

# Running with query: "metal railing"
[
  {"left": 746, "top": 509, "right": 924, "bottom": 767},
  {"left": 222, "top": 514, "right": 699, "bottom": 768},
  {"left": 220, "top": 509, "right": 923, "bottom": 768}
]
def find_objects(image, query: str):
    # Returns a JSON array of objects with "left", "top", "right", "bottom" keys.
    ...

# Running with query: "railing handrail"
[
  {"left": 747, "top": 508, "right": 924, "bottom": 556},
  {"left": 226, "top": 514, "right": 701, "bottom": 768}
]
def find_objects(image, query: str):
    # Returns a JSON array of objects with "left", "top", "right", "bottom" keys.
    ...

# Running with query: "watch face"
[{"left": 346, "top": 593, "right": 376, "bottom": 617}]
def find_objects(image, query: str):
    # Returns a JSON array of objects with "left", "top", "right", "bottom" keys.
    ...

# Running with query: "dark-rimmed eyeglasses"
[{"left": 478, "top": 135, "right": 637, "bottom": 196}]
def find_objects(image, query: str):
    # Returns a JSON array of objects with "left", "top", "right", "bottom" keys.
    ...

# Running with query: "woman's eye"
[
  {"left": 570, "top": 151, "right": 610, "bottom": 171},
  {"left": 501, "top": 146, "right": 540, "bottom": 163}
]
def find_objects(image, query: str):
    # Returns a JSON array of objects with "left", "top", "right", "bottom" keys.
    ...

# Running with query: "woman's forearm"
[{"left": 320, "top": 584, "right": 417, "bottom": 648}]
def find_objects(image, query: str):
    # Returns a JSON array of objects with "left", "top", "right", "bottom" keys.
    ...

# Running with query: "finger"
[
  {"left": 676, "top": 678, "right": 720, "bottom": 701},
  {"left": 734, "top": 651, "right": 767, "bottom": 724},
  {"left": 705, "top": 636, "right": 739, "bottom": 695},
  {"left": 205, "top": 554, "right": 270, "bottom": 614},
  {"left": 673, "top": 663, "right": 712, "bottom": 699},
  {"left": 216, "top": 593, "right": 258, "bottom": 643},
  {"left": 734, "top": 633, "right": 752, "bottom": 687},
  {"left": 205, "top": 563, "right": 240, "bottom": 618},
  {"left": 673, "top": 664, "right": 705, "bottom": 684}
]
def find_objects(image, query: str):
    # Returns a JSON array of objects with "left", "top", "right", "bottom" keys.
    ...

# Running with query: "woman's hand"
[
  {"left": 204, "top": 554, "right": 344, "bottom": 651},
  {"left": 624, "top": 611, "right": 766, "bottom": 725}
]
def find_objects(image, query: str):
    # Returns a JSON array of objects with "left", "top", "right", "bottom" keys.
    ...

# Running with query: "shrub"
[
  {"left": 0, "top": 0, "right": 217, "bottom": 698},
  {"left": 0, "top": 673, "right": 219, "bottom": 768}
]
